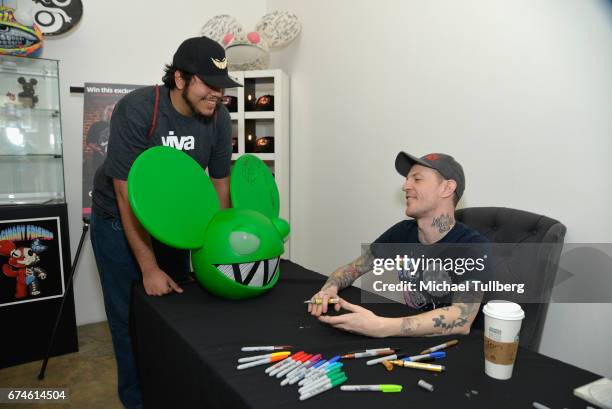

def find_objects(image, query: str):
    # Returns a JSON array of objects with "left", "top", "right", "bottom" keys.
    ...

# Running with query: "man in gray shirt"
[{"left": 90, "top": 36, "right": 241, "bottom": 409}]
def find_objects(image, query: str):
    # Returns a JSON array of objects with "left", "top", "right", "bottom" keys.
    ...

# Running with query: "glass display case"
[{"left": 0, "top": 55, "right": 65, "bottom": 205}]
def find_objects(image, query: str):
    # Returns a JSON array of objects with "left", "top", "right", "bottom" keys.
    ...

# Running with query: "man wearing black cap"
[
  {"left": 309, "top": 152, "right": 490, "bottom": 338},
  {"left": 90, "top": 37, "right": 241, "bottom": 408}
]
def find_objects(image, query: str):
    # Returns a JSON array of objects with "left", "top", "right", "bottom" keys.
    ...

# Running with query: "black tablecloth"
[{"left": 131, "top": 260, "right": 599, "bottom": 409}]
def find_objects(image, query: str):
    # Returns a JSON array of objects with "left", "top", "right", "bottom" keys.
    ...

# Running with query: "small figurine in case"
[{"left": 17, "top": 77, "right": 39, "bottom": 108}]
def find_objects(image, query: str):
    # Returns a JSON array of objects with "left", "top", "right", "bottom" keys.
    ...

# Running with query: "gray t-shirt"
[{"left": 92, "top": 85, "right": 232, "bottom": 219}]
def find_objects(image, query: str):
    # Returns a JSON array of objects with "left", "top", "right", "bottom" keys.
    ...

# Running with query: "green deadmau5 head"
[{"left": 127, "top": 146, "right": 290, "bottom": 299}]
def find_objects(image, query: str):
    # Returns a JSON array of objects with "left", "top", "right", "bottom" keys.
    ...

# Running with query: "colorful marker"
[
  {"left": 238, "top": 351, "right": 291, "bottom": 363},
  {"left": 366, "top": 354, "right": 399, "bottom": 366},
  {"left": 340, "top": 384, "right": 402, "bottom": 393},
  {"left": 266, "top": 351, "right": 305, "bottom": 375},
  {"left": 419, "top": 339, "right": 458, "bottom": 354},
  {"left": 403, "top": 352, "right": 446, "bottom": 362},
  {"left": 299, "top": 364, "right": 343, "bottom": 390},
  {"left": 342, "top": 349, "right": 395, "bottom": 359},
  {"left": 304, "top": 298, "right": 340, "bottom": 304},
  {"left": 286, "top": 358, "right": 328, "bottom": 385},
  {"left": 281, "top": 354, "right": 322, "bottom": 385},
  {"left": 299, "top": 370, "right": 345, "bottom": 395},
  {"left": 236, "top": 352, "right": 291, "bottom": 370},
  {"left": 241, "top": 345, "right": 293, "bottom": 352},
  {"left": 390, "top": 360, "right": 445, "bottom": 373},
  {"left": 299, "top": 373, "right": 347, "bottom": 401},
  {"left": 276, "top": 353, "right": 313, "bottom": 378},
  {"left": 299, "top": 362, "right": 343, "bottom": 387}
]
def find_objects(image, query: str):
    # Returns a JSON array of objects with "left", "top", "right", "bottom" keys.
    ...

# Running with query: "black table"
[{"left": 131, "top": 260, "right": 599, "bottom": 409}]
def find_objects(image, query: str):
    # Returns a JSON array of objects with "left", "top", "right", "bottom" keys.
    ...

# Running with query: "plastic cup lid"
[{"left": 483, "top": 300, "right": 525, "bottom": 321}]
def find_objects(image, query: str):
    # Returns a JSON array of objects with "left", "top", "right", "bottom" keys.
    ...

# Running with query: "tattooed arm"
[
  {"left": 324, "top": 248, "right": 375, "bottom": 291},
  {"left": 385, "top": 290, "right": 484, "bottom": 337},
  {"left": 317, "top": 291, "right": 483, "bottom": 337},
  {"left": 308, "top": 248, "right": 375, "bottom": 316}
]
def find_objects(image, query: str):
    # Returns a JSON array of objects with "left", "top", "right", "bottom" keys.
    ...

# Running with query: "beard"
[{"left": 181, "top": 86, "right": 216, "bottom": 118}]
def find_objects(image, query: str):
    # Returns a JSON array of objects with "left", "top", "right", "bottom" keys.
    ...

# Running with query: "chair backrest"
[{"left": 455, "top": 207, "right": 566, "bottom": 351}]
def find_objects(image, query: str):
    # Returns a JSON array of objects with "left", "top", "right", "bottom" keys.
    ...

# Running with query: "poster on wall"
[
  {"left": 82, "top": 82, "right": 144, "bottom": 218},
  {"left": 0, "top": 216, "right": 65, "bottom": 307}
]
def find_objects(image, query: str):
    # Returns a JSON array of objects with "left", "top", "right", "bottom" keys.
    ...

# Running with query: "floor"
[{"left": 0, "top": 322, "right": 123, "bottom": 409}]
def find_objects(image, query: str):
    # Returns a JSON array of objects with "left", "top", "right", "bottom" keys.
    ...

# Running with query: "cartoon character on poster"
[
  {"left": 0, "top": 219, "right": 64, "bottom": 305},
  {"left": 0, "top": 238, "right": 47, "bottom": 298}
]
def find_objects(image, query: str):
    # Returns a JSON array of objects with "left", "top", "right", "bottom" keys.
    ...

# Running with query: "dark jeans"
[{"left": 90, "top": 210, "right": 190, "bottom": 409}]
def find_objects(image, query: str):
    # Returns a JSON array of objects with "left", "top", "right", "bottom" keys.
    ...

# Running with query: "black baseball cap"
[
  {"left": 173, "top": 36, "right": 242, "bottom": 89},
  {"left": 395, "top": 152, "right": 465, "bottom": 200}
]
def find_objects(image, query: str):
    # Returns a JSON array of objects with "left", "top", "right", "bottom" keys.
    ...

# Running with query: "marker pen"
[
  {"left": 238, "top": 351, "right": 291, "bottom": 363},
  {"left": 403, "top": 352, "right": 446, "bottom": 362},
  {"left": 299, "top": 362, "right": 343, "bottom": 387},
  {"left": 266, "top": 351, "right": 304, "bottom": 375},
  {"left": 241, "top": 345, "right": 292, "bottom": 352},
  {"left": 236, "top": 352, "right": 291, "bottom": 370},
  {"left": 276, "top": 354, "right": 312, "bottom": 378},
  {"left": 340, "top": 384, "right": 402, "bottom": 393},
  {"left": 391, "top": 360, "right": 445, "bottom": 373},
  {"left": 299, "top": 374, "right": 347, "bottom": 401}
]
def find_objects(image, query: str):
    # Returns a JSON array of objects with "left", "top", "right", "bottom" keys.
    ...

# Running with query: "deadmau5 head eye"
[{"left": 127, "top": 147, "right": 290, "bottom": 299}]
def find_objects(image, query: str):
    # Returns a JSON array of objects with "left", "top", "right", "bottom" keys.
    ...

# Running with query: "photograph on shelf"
[
  {"left": 82, "top": 82, "right": 143, "bottom": 217},
  {"left": 0, "top": 216, "right": 65, "bottom": 307}
]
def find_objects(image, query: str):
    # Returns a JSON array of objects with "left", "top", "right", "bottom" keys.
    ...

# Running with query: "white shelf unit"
[{"left": 227, "top": 69, "right": 290, "bottom": 257}]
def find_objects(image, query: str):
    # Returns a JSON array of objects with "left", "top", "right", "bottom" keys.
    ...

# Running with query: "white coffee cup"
[{"left": 482, "top": 300, "right": 525, "bottom": 380}]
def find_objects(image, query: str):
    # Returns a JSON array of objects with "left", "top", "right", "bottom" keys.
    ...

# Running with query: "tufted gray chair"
[{"left": 455, "top": 207, "right": 567, "bottom": 351}]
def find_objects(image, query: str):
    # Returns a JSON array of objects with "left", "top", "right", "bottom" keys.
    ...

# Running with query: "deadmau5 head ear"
[
  {"left": 230, "top": 154, "right": 279, "bottom": 220},
  {"left": 255, "top": 11, "right": 301, "bottom": 50},
  {"left": 201, "top": 15, "right": 245, "bottom": 46},
  {"left": 127, "top": 146, "right": 220, "bottom": 249}
]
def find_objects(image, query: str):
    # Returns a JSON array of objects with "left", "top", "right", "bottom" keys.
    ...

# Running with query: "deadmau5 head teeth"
[{"left": 215, "top": 256, "right": 280, "bottom": 287}]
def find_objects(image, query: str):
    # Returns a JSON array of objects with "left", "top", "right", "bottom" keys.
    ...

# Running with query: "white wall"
[
  {"left": 41, "top": 0, "right": 267, "bottom": 325},
  {"left": 267, "top": 0, "right": 612, "bottom": 377},
  {"left": 38, "top": 0, "right": 612, "bottom": 378}
]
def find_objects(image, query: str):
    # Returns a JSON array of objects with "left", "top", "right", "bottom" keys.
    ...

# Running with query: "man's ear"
[
  {"left": 174, "top": 70, "right": 186, "bottom": 90},
  {"left": 442, "top": 179, "right": 457, "bottom": 200}
]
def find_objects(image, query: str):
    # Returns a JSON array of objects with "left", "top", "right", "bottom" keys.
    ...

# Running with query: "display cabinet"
[
  {"left": 0, "top": 55, "right": 76, "bottom": 368},
  {"left": 0, "top": 55, "right": 65, "bottom": 205}
]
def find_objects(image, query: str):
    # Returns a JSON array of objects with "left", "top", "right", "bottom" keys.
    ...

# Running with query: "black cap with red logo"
[{"left": 395, "top": 152, "right": 465, "bottom": 200}]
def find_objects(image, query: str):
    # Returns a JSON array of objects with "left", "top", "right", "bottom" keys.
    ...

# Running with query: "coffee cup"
[{"left": 482, "top": 300, "right": 525, "bottom": 380}]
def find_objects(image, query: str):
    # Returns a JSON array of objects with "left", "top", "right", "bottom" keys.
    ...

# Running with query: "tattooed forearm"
[
  {"left": 431, "top": 313, "right": 469, "bottom": 334},
  {"left": 323, "top": 249, "right": 375, "bottom": 290},
  {"left": 431, "top": 213, "right": 454, "bottom": 234},
  {"left": 399, "top": 317, "right": 421, "bottom": 336}
]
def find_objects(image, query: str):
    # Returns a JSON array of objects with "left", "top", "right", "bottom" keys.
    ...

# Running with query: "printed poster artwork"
[
  {"left": 82, "top": 82, "right": 143, "bottom": 218},
  {"left": 0, "top": 217, "right": 64, "bottom": 307}
]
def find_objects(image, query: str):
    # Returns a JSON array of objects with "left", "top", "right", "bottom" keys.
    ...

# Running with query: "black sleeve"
[
  {"left": 105, "top": 91, "right": 153, "bottom": 181},
  {"left": 208, "top": 105, "right": 232, "bottom": 179}
]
